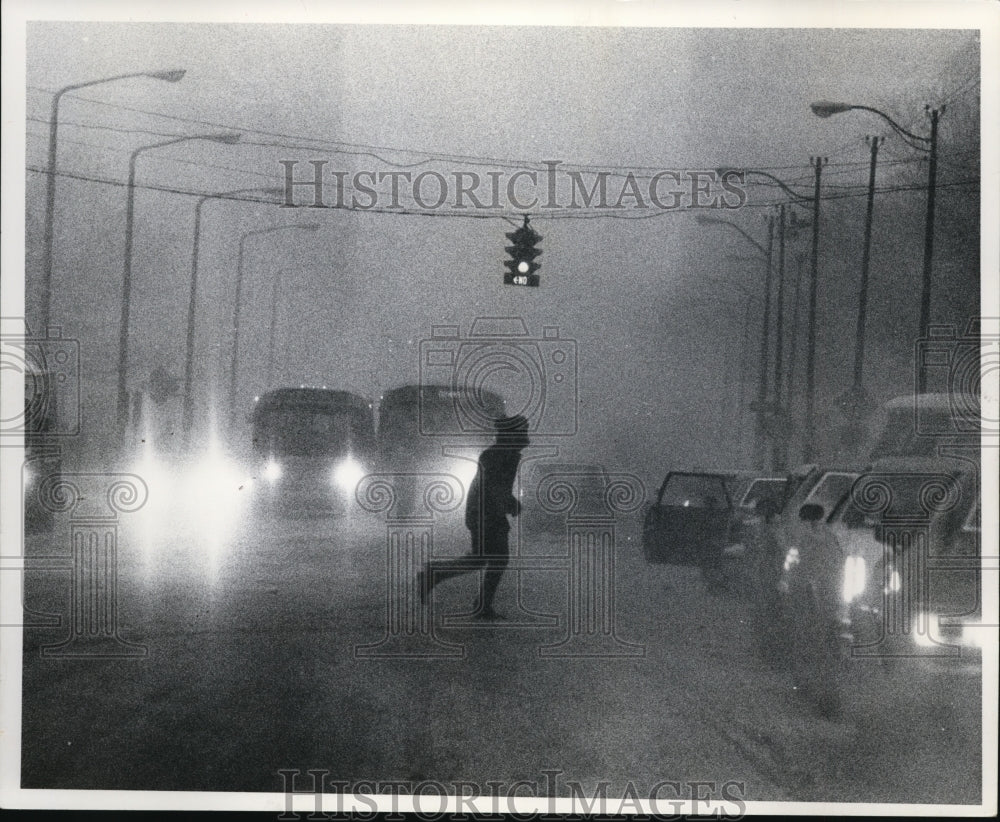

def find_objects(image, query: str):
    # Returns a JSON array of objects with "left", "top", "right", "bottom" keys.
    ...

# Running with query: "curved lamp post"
[
  {"left": 40, "top": 69, "right": 186, "bottom": 332},
  {"left": 182, "top": 187, "right": 285, "bottom": 448},
  {"left": 116, "top": 132, "right": 241, "bottom": 431},
  {"left": 695, "top": 213, "right": 775, "bottom": 468},
  {"left": 228, "top": 223, "right": 320, "bottom": 431},
  {"left": 811, "top": 100, "right": 941, "bottom": 394}
]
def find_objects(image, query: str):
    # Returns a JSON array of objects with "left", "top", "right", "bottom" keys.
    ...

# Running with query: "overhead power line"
[
  {"left": 30, "top": 84, "right": 926, "bottom": 179},
  {"left": 25, "top": 163, "right": 981, "bottom": 220}
]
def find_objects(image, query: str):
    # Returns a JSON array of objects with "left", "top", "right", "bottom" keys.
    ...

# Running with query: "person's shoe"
[{"left": 472, "top": 605, "right": 505, "bottom": 621}]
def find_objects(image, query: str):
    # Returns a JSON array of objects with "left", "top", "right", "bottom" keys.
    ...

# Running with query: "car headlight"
[
  {"left": 263, "top": 460, "right": 283, "bottom": 482},
  {"left": 960, "top": 621, "right": 990, "bottom": 649},
  {"left": 331, "top": 457, "right": 365, "bottom": 493},
  {"left": 914, "top": 611, "right": 939, "bottom": 648},
  {"left": 841, "top": 555, "right": 867, "bottom": 603},
  {"left": 884, "top": 563, "right": 901, "bottom": 594},
  {"left": 450, "top": 459, "right": 479, "bottom": 489}
]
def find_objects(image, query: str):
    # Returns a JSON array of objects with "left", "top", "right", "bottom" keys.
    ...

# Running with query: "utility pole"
[
  {"left": 755, "top": 212, "right": 776, "bottom": 469},
  {"left": 787, "top": 253, "right": 806, "bottom": 461},
  {"left": 772, "top": 204, "right": 787, "bottom": 469},
  {"left": 810, "top": 101, "right": 942, "bottom": 397},
  {"left": 852, "top": 135, "right": 882, "bottom": 400},
  {"left": 803, "top": 156, "right": 827, "bottom": 463},
  {"left": 917, "top": 107, "right": 940, "bottom": 392}
]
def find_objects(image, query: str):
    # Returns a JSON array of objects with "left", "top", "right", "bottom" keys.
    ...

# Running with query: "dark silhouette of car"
[{"left": 642, "top": 471, "right": 733, "bottom": 566}]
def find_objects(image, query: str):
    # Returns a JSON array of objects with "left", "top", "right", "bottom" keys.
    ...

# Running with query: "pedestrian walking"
[{"left": 417, "top": 414, "right": 530, "bottom": 619}]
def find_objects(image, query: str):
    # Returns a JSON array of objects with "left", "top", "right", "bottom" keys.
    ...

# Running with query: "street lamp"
[
  {"left": 811, "top": 100, "right": 942, "bottom": 393},
  {"left": 116, "top": 133, "right": 241, "bottom": 432},
  {"left": 695, "top": 213, "right": 775, "bottom": 469},
  {"left": 182, "top": 187, "right": 285, "bottom": 448},
  {"left": 39, "top": 69, "right": 186, "bottom": 333},
  {"left": 228, "top": 223, "right": 320, "bottom": 432}
]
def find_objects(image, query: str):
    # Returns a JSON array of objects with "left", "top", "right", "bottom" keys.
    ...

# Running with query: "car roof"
[
  {"left": 867, "top": 455, "right": 977, "bottom": 473},
  {"left": 254, "top": 388, "right": 371, "bottom": 413},
  {"left": 882, "top": 393, "right": 965, "bottom": 411},
  {"left": 525, "top": 462, "right": 607, "bottom": 475},
  {"left": 381, "top": 383, "right": 504, "bottom": 404}
]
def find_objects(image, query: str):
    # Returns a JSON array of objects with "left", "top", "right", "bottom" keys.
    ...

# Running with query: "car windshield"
[
  {"left": 740, "top": 478, "right": 786, "bottom": 509},
  {"left": 659, "top": 474, "right": 729, "bottom": 508},
  {"left": 801, "top": 472, "right": 858, "bottom": 519},
  {"left": 255, "top": 408, "right": 367, "bottom": 457},
  {"left": 840, "top": 472, "right": 978, "bottom": 529}
]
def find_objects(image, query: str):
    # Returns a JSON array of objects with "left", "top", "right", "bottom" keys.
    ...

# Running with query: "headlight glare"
[
  {"left": 841, "top": 555, "right": 867, "bottom": 603},
  {"left": 332, "top": 457, "right": 365, "bottom": 492},
  {"left": 264, "top": 460, "right": 283, "bottom": 482}
]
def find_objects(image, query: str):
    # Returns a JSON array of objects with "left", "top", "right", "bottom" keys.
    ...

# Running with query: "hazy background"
[{"left": 23, "top": 23, "right": 981, "bottom": 482}]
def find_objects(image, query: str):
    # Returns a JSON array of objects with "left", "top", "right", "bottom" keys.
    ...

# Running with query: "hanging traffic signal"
[{"left": 503, "top": 215, "right": 541, "bottom": 287}]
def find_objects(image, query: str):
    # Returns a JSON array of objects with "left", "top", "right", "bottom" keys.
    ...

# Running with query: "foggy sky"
[{"left": 21, "top": 22, "right": 981, "bottom": 479}]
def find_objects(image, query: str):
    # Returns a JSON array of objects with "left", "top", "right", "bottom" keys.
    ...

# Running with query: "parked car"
[
  {"left": 774, "top": 455, "right": 982, "bottom": 716},
  {"left": 735, "top": 466, "right": 859, "bottom": 603},
  {"left": 828, "top": 454, "right": 983, "bottom": 664},
  {"left": 642, "top": 471, "right": 733, "bottom": 568},
  {"left": 719, "top": 475, "right": 789, "bottom": 596}
]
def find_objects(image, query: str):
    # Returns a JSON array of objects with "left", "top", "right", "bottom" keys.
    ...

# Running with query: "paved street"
[{"left": 18, "top": 508, "right": 982, "bottom": 803}]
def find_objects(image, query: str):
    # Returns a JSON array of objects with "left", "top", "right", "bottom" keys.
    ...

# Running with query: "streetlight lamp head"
[
  {"left": 148, "top": 69, "right": 187, "bottom": 83},
  {"left": 209, "top": 133, "right": 242, "bottom": 145},
  {"left": 810, "top": 101, "right": 853, "bottom": 118}
]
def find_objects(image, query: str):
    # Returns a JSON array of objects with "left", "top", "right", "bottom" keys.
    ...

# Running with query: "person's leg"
[
  {"left": 474, "top": 527, "right": 510, "bottom": 616},
  {"left": 418, "top": 527, "right": 485, "bottom": 604}
]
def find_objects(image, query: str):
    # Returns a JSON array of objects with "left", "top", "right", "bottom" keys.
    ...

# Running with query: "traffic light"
[{"left": 504, "top": 215, "right": 541, "bottom": 287}]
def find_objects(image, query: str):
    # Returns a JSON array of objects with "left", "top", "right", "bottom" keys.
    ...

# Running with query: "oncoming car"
[
  {"left": 250, "top": 388, "right": 375, "bottom": 515},
  {"left": 376, "top": 384, "right": 506, "bottom": 515}
]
